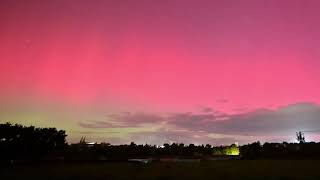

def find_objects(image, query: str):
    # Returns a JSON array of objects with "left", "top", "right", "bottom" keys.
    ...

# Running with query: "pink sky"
[{"left": 1, "top": 0, "right": 320, "bottom": 144}]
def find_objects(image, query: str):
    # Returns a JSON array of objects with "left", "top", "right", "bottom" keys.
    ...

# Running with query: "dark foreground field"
[{"left": 1, "top": 160, "right": 320, "bottom": 180}]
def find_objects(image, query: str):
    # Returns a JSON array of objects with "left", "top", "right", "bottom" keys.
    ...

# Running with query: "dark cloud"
[
  {"left": 167, "top": 112, "right": 216, "bottom": 128},
  {"left": 79, "top": 112, "right": 165, "bottom": 128},
  {"left": 169, "top": 102, "right": 320, "bottom": 136},
  {"left": 218, "top": 102, "right": 320, "bottom": 135},
  {"left": 79, "top": 102, "right": 320, "bottom": 142}
]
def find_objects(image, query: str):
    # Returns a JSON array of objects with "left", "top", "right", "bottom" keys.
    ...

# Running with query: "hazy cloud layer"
[
  {"left": 79, "top": 102, "right": 320, "bottom": 143},
  {"left": 127, "top": 129, "right": 238, "bottom": 145}
]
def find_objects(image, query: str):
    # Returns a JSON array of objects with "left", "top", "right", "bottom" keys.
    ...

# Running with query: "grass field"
[{"left": 1, "top": 160, "right": 319, "bottom": 180}]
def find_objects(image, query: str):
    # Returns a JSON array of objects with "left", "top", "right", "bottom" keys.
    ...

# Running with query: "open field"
[{"left": 1, "top": 160, "right": 320, "bottom": 180}]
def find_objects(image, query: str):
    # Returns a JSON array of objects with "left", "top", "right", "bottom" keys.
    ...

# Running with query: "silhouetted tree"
[
  {"left": 240, "top": 141, "right": 261, "bottom": 159},
  {"left": 0, "top": 122, "right": 67, "bottom": 161},
  {"left": 296, "top": 131, "right": 305, "bottom": 143}
]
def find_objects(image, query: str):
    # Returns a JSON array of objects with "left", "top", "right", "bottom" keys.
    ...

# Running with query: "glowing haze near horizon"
[{"left": 1, "top": 0, "right": 320, "bottom": 145}]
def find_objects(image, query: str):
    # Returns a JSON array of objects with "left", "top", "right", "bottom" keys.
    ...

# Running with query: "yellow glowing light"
[{"left": 225, "top": 144, "right": 240, "bottom": 156}]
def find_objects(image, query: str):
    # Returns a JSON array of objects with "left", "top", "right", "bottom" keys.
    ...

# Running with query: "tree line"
[
  {"left": 65, "top": 141, "right": 239, "bottom": 161},
  {"left": 0, "top": 122, "right": 67, "bottom": 161},
  {"left": 240, "top": 141, "right": 320, "bottom": 159},
  {"left": 1, "top": 123, "right": 320, "bottom": 163}
]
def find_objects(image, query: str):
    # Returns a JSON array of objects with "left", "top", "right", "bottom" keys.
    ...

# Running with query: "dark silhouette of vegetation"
[
  {"left": 2, "top": 122, "right": 320, "bottom": 164},
  {"left": 240, "top": 141, "right": 262, "bottom": 159},
  {"left": 296, "top": 131, "right": 306, "bottom": 143},
  {"left": 65, "top": 141, "right": 239, "bottom": 161},
  {"left": 0, "top": 122, "right": 67, "bottom": 162},
  {"left": 240, "top": 141, "right": 320, "bottom": 159}
]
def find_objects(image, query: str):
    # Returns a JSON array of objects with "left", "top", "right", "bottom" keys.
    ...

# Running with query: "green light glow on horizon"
[
  {"left": 225, "top": 145, "right": 240, "bottom": 156},
  {"left": 212, "top": 144, "right": 240, "bottom": 156}
]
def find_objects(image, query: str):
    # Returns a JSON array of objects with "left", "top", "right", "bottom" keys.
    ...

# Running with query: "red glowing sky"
[{"left": 1, "top": 0, "right": 320, "bottom": 144}]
